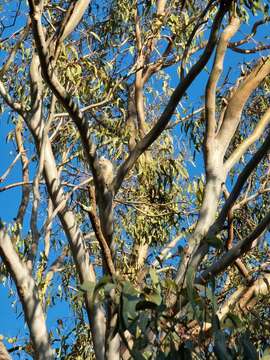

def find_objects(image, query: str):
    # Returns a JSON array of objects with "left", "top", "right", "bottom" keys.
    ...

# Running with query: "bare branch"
[
  {"left": 232, "top": 187, "right": 270, "bottom": 211},
  {"left": 0, "top": 153, "right": 21, "bottom": 183},
  {"left": 229, "top": 16, "right": 270, "bottom": 48},
  {"left": 180, "top": 0, "right": 215, "bottom": 81},
  {"left": 229, "top": 44, "right": 270, "bottom": 54},
  {"left": 152, "top": 229, "right": 191, "bottom": 268},
  {"left": 40, "top": 246, "right": 69, "bottom": 301},
  {"left": 80, "top": 195, "right": 116, "bottom": 276}
]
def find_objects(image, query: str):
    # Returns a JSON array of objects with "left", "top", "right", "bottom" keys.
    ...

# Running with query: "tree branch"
[
  {"left": 0, "top": 341, "right": 12, "bottom": 360},
  {"left": 0, "top": 81, "right": 25, "bottom": 117},
  {"left": 28, "top": 1, "right": 96, "bottom": 172},
  {"left": 223, "top": 186, "right": 251, "bottom": 281},
  {"left": 225, "top": 106, "right": 270, "bottom": 171},
  {"left": 51, "top": 0, "right": 91, "bottom": 55},
  {"left": 197, "top": 209, "right": 270, "bottom": 284},
  {"left": 211, "top": 130, "right": 270, "bottom": 235},
  {"left": 205, "top": 17, "right": 240, "bottom": 139},
  {"left": 80, "top": 191, "right": 116, "bottom": 277},
  {"left": 114, "top": 1, "right": 232, "bottom": 194},
  {"left": 14, "top": 119, "right": 30, "bottom": 235},
  {"left": 217, "top": 57, "right": 270, "bottom": 154},
  {"left": 26, "top": 47, "right": 106, "bottom": 360},
  {"left": 229, "top": 43, "right": 270, "bottom": 54},
  {"left": 229, "top": 16, "right": 270, "bottom": 48},
  {"left": 0, "top": 229, "right": 54, "bottom": 359}
]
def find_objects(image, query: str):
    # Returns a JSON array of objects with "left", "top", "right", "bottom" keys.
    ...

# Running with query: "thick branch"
[
  {"left": 26, "top": 52, "right": 106, "bottom": 360},
  {"left": 217, "top": 57, "right": 270, "bottom": 154},
  {"left": 28, "top": 1, "right": 96, "bottom": 172},
  {"left": 205, "top": 17, "right": 240, "bottom": 138},
  {"left": 52, "top": 0, "right": 91, "bottom": 53},
  {"left": 0, "top": 229, "right": 54, "bottom": 360},
  {"left": 186, "top": 131, "right": 270, "bottom": 277},
  {"left": 211, "top": 130, "right": 270, "bottom": 235}
]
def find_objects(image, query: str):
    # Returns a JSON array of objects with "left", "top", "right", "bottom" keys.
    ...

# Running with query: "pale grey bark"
[
  {"left": 175, "top": 15, "right": 270, "bottom": 287},
  {"left": 0, "top": 229, "right": 54, "bottom": 360},
  {"left": 27, "top": 53, "right": 106, "bottom": 360},
  {"left": 192, "top": 128, "right": 270, "bottom": 275},
  {"left": 175, "top": 174, "right": 224, "bottom": 285},
  {"left": 28, "top": 1, "right": 111, "bottom": 353},
  {"left": 0, "top": 341, "right": 12, "bottom": 360}
]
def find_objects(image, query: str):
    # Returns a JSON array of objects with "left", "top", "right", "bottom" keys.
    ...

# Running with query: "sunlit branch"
[
  {"left": 0, "top": 228, "right": 54, "bottom": 359},
  {"left": 205, "top": 17, "right": 240, "bottom": 139},
  {"left": 225, "top": 106, "right": 270, "bottom": 170}
]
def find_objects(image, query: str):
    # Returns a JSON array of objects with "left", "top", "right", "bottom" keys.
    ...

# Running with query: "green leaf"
[
  {"left": 92, "top": 275, "right": 113, "bottom": 302},
  {"left": 121, "top": 292, "right": 139, "bottom": 332},
  {"left": 186, "top": 266, "right": 196, "bottom": 309},
  {"left": 149, "top": 267, "right": 159, "bottom": 286},
  {"left": 261, "top": 347, "right": 270, "bottom": 360},
  {"left": 136, "top": 300, "right": 158, "bottom": 311},
  {"left": 213, "top": 330, "right": 233, "bottom": 360},
  {"left": 90, "top": 31, "right": 101, "bottom": 42},
  {"left": 239, "top": 332, "right": 258, "bottom": 360},
  {"left": 145, "top": 289, "right": 162, "bottom": 306},
  {"left": 222, "top": 313, "right": 243, "bottom": 329},
  {"left": 80, "top": 281, "right": 95, "bottom": 297},
  {"left": 205, "top": 235, "right": 223, "bottom": 249}
]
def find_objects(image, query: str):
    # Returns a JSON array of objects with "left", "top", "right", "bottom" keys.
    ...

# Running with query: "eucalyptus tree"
[{"left": 0, "top": 0, "right": 270, "bottom": 359}]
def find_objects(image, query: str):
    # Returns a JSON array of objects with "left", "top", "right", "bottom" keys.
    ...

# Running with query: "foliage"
[{"left": 0, "top": 0, "right": 269, "bottom": 359}]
